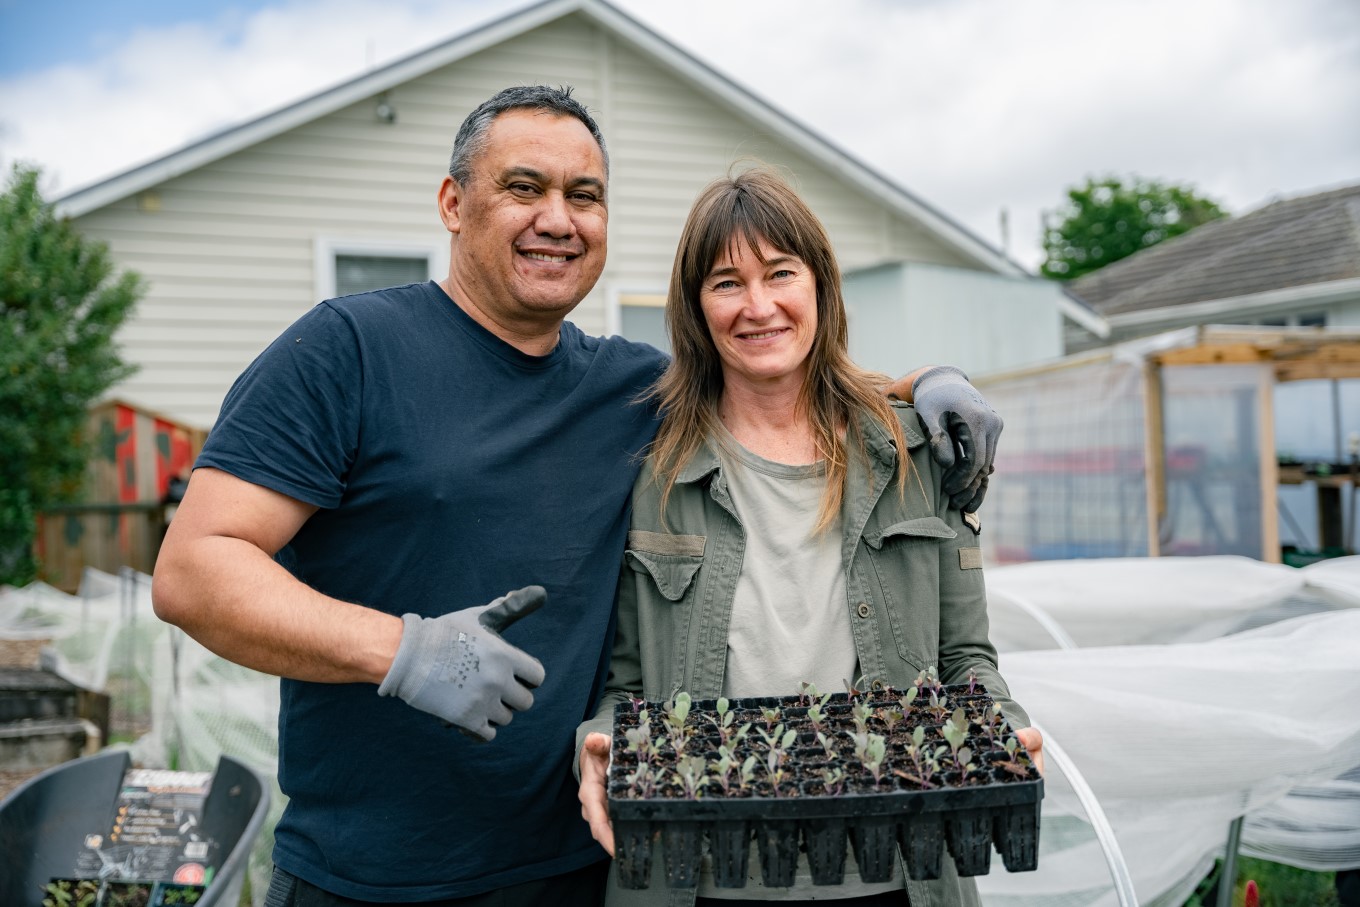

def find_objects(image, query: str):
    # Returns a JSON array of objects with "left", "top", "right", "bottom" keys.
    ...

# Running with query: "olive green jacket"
[{"left": 576, "top": 403, "right": 1027, "bottom": 907}]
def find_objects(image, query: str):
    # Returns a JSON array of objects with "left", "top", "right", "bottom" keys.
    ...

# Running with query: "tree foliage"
[
  {"left": 1041, "top": 175, "right": 1227, "bottom": 280},
  {"left": 0, "top": 164, "right": 141, "bottom": 586}
]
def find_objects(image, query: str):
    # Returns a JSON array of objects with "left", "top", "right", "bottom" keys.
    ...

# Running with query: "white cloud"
[
  {"left": 0, "top": 0, "right": 521, "bottom": 194},
  {"left": 2, "top": 0, "right": 1357, "bottom": 269}
]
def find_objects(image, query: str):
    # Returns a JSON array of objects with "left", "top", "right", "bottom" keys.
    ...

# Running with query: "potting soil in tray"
[{"left": 606, "top": 685, "right": 1042, "bottom": 889}]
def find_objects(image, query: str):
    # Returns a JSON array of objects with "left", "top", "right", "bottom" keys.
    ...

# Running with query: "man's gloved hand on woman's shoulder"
[{"left": 909, "top": 366, "right": 1002, "bottom": 513}]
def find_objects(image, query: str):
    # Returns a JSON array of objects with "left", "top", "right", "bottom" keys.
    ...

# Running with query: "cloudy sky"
[{"left": 2, "top": 0, "right": 1358, "bottom": 270}]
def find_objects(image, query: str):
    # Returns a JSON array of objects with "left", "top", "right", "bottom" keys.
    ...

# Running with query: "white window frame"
[
  {"left": 314, "top": 237, "right": 447, "bottom": 302},
  {"left": 606, "top": 282, "right": 669, "bottom": 338}
]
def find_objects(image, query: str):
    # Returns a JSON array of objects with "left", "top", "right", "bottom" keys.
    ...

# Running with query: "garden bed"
[{"left": 606, "top": 674, "right": 1042, "bottom": 889}]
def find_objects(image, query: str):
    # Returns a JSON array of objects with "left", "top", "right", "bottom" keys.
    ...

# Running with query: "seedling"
[
  {"left": 843, "top": 674, "right": 869, "bottom": 702},
  {"left": 895, "top": 725, "right": 944, "bottom": 789},
  {"left": 712, "top": 746, "right": 738, "bottom": 795},
  {"left": 664, "top": 693, "right": 691, "bottom": 733},
  {"left": 976, "top": 703, "right": 1007, "bottom": 743},
  {"left": 104, "top": 882, "right": 154, "bottom": 907},
  {"left": 664, "top": 693, "right": 694, "bottom": 754},
  {"left": 898, "top": 685, "right": 919, "bottom": 711},
  {"left": 41, "top": 880, "right": 100, "bottom": 907},
  {"left": 860, "top": 733, "right": 888, "bottom": 785},
  {"left": 847, "top": 731, "right": 873, "bottom": 765},
  {"left": 821, "top": 766, "right": 847, "bottom": 796},
  {"left": 711, "top": 697, "right": 739, "bottom": 744},
  {"left": 914, "top": 665, "right": 943, "bottom": 699},
  {"left": 738, "top": 754, "right": 759, "bottom": 791},
  {"left": 763, "top": 728, "right": 797, "bottom": 794},
  {"left": 806, "top": 692, "right": 833, "bottom": 733},
  {"left": 754, "top": 722, "right": 788, "bottom": 752},
  {"left": 966, "top": 668, "right": 979, "bottom": 696},
  {"left": 851, "top": 699, "right": 875, "bottom": 735},
  {"left": 996, "top": 736, "right": 1032, "bottom": 777},
  {"left": 629, "top": 762, "right": 658, "bottom": 799},
  {"left": 816, "top": 730, "right": 836, "bottom": 759},
  {"left": 759, "top": 705, "right": 782, "bottom": 731},
  {"left": 925, "top": 688, "right": 952, "bottom": 724},
  {"left": 941, "top": 708, "right": 969, "bottom": 758},
  {"left": 157, "top": 886, "right": 204, "bottom": 906},
  {"left": 880, "top": 707, "right": 904, "bottom": 733},
  {"left": 624, "top": 712, "right": 655, "bottom": 764},
  {"left": 674, "top": 755, "right": 708, "bottom": 799}
]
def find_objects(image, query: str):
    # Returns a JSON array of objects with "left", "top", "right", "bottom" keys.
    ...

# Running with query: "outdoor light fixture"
[{"left": 375, "top": 95, "right": 397, "bottom": 124}]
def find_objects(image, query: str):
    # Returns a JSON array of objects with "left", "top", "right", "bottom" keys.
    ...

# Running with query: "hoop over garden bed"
[{"left": 606, "top": 676, "right": 1042, "bottom": 889}]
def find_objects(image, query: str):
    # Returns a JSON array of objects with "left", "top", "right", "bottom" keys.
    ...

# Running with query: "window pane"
[
  {"left": 335, "top": 254, "right": 428, "bottom": 297},
  {"left": 619, "top": 295, "right": 669, "bottom": 353},
  {"left": 1296, "top": 312, "right": 1327, "bottom": 327}
]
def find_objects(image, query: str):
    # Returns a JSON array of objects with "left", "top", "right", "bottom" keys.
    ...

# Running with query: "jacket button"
[{"left": 857, "top": 602, "right": 871, "bottom": 618}]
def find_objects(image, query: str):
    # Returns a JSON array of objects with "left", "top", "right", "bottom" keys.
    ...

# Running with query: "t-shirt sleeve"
[{"left": 196, "top": 303, "right": 360, "bottom": 509}]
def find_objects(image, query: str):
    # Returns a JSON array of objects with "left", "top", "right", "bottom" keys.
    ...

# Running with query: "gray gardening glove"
[
  {"left": 378, "top": 585, "right": 547, "bottom": 741},
  {"left": 911, "top": 366, "right": 1002, "bottom": 513}
]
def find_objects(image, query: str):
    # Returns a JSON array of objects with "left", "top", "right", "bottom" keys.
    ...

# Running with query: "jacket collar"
[
  {"left": 676, "top": 439, "right": 723, "bottom": 486},
  {"left": 861, "top": 404, "right": 927, "bottom": 467}
]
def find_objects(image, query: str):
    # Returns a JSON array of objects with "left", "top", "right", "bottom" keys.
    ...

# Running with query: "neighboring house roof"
[
  {"left": 1067, "top": 181, "right": 1360, "bottom": 317},
  {"left": 55, "top": 0, "right": 1021, "bottom": 277}
]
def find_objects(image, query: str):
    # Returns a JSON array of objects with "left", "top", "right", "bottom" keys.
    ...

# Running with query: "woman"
[{"left": 577, "top": 169, "right": 1042, "bottom": 906}]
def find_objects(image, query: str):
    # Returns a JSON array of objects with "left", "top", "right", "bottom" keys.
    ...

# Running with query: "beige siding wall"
[{"left": 77, "top": 13, "right": 977, "bottom": 428}]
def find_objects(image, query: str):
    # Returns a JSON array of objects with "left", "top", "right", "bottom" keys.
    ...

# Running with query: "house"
[
  {"left": 1064, "top": 181, "right": 1360, "bottom": 353},
  {"left": 56, "top": 0, "right": 1083, "bottom": 430}
]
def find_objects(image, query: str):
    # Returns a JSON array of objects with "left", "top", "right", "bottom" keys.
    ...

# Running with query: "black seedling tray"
[{"left": 607, "top": 688, "right": 1042, "bottom": 889}]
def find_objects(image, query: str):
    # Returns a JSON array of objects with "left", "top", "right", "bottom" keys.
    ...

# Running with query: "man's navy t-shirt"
[{"left": 196, "top": 282, "right": 665, "bottom": 901}]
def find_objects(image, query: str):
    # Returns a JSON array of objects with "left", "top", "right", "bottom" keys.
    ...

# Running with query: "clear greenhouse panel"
[{"left": 982, "top": 356, "right": 1150, "bottom": 563}]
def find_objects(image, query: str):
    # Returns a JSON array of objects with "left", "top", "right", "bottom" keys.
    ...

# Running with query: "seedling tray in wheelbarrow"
[{"left": 606, "top": 682, "right": 1042, "bottom": 889}]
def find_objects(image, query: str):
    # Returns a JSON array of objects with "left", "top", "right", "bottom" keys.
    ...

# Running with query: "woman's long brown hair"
[{"left": 647, "top": 167, "right": 913, "bottom": 531}]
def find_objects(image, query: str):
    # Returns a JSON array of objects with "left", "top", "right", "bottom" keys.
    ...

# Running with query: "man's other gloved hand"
[
  {"left": 378, "top": 585, "right": 548, "bottom": 741},
  {"left": 911, "top": 366, "right": 1003, "bottom": 513}
]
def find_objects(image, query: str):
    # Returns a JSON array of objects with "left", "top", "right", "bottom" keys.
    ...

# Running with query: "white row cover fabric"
[
  {"left": 3, "top": 557, "right": 1358, "bottom": 906},
  {"left": 976, "top": 556, "right": 1360, "bottom": 906}
]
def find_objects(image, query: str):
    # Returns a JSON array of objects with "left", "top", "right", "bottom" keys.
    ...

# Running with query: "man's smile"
[{"left": 521, "top": 250, "right": 572, "bottom": 263}]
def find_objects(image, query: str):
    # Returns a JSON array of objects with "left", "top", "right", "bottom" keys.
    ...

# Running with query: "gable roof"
[
  {"left": 1068, "top": 181, "right": 1360, "bottom": 317},
  {"left": 54, "top": 0, "right": 1021, "bottom": 277}
]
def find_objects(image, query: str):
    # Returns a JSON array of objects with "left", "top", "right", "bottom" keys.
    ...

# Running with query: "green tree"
[
  {"left": 1041, "top": 175, "right": 1227, "bottom": 280},
  {"left": 0, "top": 164, "right": 141, "bottom": 586}
]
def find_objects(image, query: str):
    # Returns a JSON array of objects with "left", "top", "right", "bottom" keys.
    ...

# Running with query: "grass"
[{"left": 1184, "top": 857, "right": 1339, "bottom": 907}]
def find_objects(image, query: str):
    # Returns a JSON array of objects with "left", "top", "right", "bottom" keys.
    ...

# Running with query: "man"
[{"left": 153, "top": 86, "right": 1002, "bottom": 906}]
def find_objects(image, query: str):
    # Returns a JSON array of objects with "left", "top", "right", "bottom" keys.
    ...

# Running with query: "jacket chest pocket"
[
  {"left": 624, "top": 530, "right": 706, "bottom": 602},
  {"left": 862, "top": 517, "right": 953, "bottom": 670}
]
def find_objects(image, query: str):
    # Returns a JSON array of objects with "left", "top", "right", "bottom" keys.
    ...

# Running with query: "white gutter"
[
  {"left": 1058, "top": 292, "right": 1112, "bottom": 338},
  {"left": 1107, "top": 277, "right": 1360, "bottom": 332}
]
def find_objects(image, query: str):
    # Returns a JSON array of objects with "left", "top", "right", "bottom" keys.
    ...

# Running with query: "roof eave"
[
  {"left": 1106, "top": 277, "right": 1360, "bottom": 332},
  {"left": 55, "top": 0, "right": 582, "bottom": 219},
  {"left": 1056, "top": 286, "right": 1111, "bottom": 338}
]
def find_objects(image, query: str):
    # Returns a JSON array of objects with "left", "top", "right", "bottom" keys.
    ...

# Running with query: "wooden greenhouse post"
[
  {"left": 1257, "top": 366, "right": 1281, "bottom": 563},
  {"left": 1142, "top": 360, "right": 1166, "bottom": 558}
]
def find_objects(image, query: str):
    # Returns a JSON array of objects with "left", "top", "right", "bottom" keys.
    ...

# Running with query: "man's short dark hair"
[{"left": 449, "top": 85, "right": 609, "bottom": 185}]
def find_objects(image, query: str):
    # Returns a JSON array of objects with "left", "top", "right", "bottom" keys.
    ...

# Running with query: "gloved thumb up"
[
  {"left": 480, "top": 584, "right": 547, "bottom": 636},
  {"left": 378, "top": 585, "right": 549, "bottom": 740}
]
